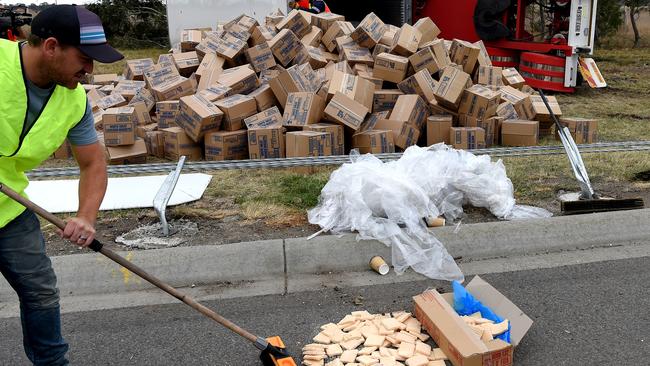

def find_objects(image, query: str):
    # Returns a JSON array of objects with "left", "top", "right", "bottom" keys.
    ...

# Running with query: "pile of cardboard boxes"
[{"left": 58, "top": 10, "right": 598, "bottom": 164}]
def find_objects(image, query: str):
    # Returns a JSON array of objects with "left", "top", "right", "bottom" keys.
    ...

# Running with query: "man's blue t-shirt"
[{"left": 25, "top": 78, "right": 98, "bottom": 146}]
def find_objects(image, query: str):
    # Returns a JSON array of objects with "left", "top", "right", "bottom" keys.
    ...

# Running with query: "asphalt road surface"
[{"left": 1, "top": 256, "right": 648, "bottom": 365}]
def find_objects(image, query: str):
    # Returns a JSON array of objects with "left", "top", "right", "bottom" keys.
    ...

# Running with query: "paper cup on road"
[{"left": 369, "top": 256, "right": 389, "bottom": 275}]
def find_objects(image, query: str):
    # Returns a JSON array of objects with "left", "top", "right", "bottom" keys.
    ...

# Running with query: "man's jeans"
[{"left": 0, "top": 209, "right": 69, "bottom": 365}]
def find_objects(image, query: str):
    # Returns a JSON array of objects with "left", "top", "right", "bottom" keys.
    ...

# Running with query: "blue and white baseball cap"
[{"left": 30, "top": 5, "right": 124, "bottom": 63}]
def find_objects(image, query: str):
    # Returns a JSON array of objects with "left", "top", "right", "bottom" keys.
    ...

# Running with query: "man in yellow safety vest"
[{"left": 0, "top": 5, "right": 122, "bottom": 365}]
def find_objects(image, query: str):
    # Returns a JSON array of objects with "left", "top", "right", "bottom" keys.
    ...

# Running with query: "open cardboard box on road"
[{"left": 414, "top": 276, "right": 533, "bottom": 366}]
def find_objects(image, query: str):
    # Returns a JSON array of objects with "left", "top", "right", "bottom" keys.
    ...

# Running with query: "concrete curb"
[{"left": 2, "top": 208, "right": 650, "bottom": 303}]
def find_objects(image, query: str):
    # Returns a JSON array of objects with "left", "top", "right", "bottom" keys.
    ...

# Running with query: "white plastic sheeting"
[
  {"left": 25, "top": 173, "right": 212, "bottom": 213},
  {"left": 308, "top": 145, "right": 553, "bottom": 282},
  {"left": 166, "top": 0, "right": 287, "bottom": 45}
]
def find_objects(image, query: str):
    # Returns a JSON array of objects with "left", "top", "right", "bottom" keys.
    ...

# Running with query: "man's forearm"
[{"left": 77, "top": 159, "right": 107, "bottom": 225}]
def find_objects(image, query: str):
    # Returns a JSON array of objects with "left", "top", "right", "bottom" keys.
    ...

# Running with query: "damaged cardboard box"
[{"left": 414, "top": 276, "right": 533, "bottom": 366}]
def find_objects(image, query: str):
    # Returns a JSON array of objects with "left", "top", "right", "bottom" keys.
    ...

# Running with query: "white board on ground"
[{"left": 25, "top": 173, "right": 212, "bottom": 213}]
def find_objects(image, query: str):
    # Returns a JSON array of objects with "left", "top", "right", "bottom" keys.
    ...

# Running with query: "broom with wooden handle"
[{"left": 0, "top": 182, "right": 297, "bottom": 366}]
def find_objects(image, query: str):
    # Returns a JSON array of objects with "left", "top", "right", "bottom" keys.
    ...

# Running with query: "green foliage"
[
  {"left": 596, "top": 0, "right": 625, "bottom": 41},
  {"left": 86, "top": 0, "right": 169, "bottom": 49},
  {"left": 273, "top": 174, "right": 329, "bottom": 210}
]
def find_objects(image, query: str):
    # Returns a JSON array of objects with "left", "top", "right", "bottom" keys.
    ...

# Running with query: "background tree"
[
  {"left": 624, "top": 0, "right": 650, "bottom": 47},
  {"left": 596, "top": 0, "right": 625, "bottom": 43},
  {"left": 86, "top": 0, "right": 169, "bottom": 49}
]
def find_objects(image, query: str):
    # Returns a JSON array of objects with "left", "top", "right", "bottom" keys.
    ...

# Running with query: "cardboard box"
[
  {"left": 214, "top": 94, "right": 257, "bottom": 131},
  {"left": 204, "top": 130, "right": 248, "bottom": 160},
  {"left": 529, "top": 95, "right": 562, "bottom": 122},
  {"left": 285, "top": 131, "right": 332, "bottom": 157},
  {"left": 327, "top": 71, "right": 375, "bottom": 110},
  {"left": 96, "top": 93, "right": 127, "bottom": 110},
  {"left": 259, "top": 68, "right": 281, "bottom": 84},
  {"left": 341, "top": 45, "right": 374, "bottom": 66},
  {"left": 390, "top": 94, "right": 429, "bottom": 131},
  {"left": 473, "top": 40, "right": 493, "bottom": 67},
  {"left": 458, "top": 85, "right": 500, "bottom": 120},
  {"left": 144, "top": 63, "right": 180, "bottom": 90},
  {"left": 409, "top": 47, "right": 440, "bottom": 75},
  {"left": 162, "top": 127, "right": 203, "bottom": 161},
  {"left": 131, "top": 102, "right": 152, "bottom": 125},
  {"left": 172, "top": 51, "right": 200, "bottom": 77},
  {"left": 322, "top": 21, "right": 355, "bottom": 52},
  {"left": 215, "top": 33, "right": 248, "bottom": 62},
  {"left": 124, "top": 58, "right": 154, "bottom": 81},
  {"left": 156, "top": 101, "right": 179, "bottom": 129},
  {"left": 413, "top": 17, "right": 441, "bottom": 46},
  {"left": 434, "top": 66, "right": 473, "bottom": 110},
  {"left": 244, "top": 107, "right": 286, "bottom": 159},
  {"left": 324, "top": 92, "right": 369, "bottom": 130},
  {"left": 143, "top": 130, "right": 165, "bottom": 158},
  {"left": 225, "top": 23, "right": 251, "bottom": 42},
  {"left": 499, "top": 86, "right": 534, "bottom": 120},
  {"left": 277, "top": 10, "right": 311, "bottom": 38},
  {"left": 245, "top": 42, "right": 276, "bottom": 73},
  {"left": 198, "top": 83, "right": 232, "bottom": 103},
  {"left": 450, "top": 39, "right": 480, "bottom": 75},
  {"left": 357, "top": 69, "right": 383, "bottom": 90},
  {"left": 358, "top": 110, "right": 390, "bottom": 133},
  {"left": 113, "top": 80, "right": 146, "bottom": 101},
  {"left": 427, "top": 115, "right": 453, "bottom": 145},
  {"left": 392, "top": 23, "right": 422, "bottom": 56},
  {"left": 236, "top": 14, "right": 258, "bottom": 33},
  {"left": 196, "top": 53, "right": 225, "bottom": 90},
  {"left": 476, "top": 66, "right": 503, "bottom": 88},
  {"left": 450, "top": 127, "right": 486, "bottom": 149},
  {"left": 501, "top": 120, "right": 539, "bottom": 146},
  {"left": 103, "top": 107, "right": 136, "bottom": 146},
  {"left": 250, "top": 25, "right": 277, "bottom": 46},
  {"left": 248, "top": 84, "right": 278, "bottom": 111},
  {"left": 106, "top": 138, "right": 147, "bottom": 165},
  {"left": 373, "top": 89, "right": 403, "bottom": 113},
  {"left": 398, "top": 69, "right": 438, "bottom": 103},
  {"left": 423, "top": 39, "right": 451, "bottom": 70},
  {"left": 268, "top": 64, "right": 313, "bottom": 106},
  {"left": 269, "top": 29, "right": 302, "bottom": 66},
  {"left": 128, "top": 88, "right": 156, "bottom": 113},
  {"left": 374, "top": 119, "right": 420, "bottom": 149},
  {"left": 135, "top": 123, "right": 157, "bottom": 139},
  {"left": 502, "top": 67, "right": 526, "bottom": 89},
  {"left": 303, "top": 123, "right": 345, "bottom": 155},
  {"left": 265, "top": 10, "right": 285, "bottom": 29},
  {"left": 301, "top": 26, "right": 323, "bottom": 48},
  {"left": 283, "top": 92, "right": 325, "bottom": 127},
  {"left": 558, "top": 117, "right": 598, "bottom": 144},
  {"left": 177, "top": 94, "right": 224, "bottom": 142},
  {"left": 350, "top": 12, "right": 385, "bottom": 48},
  {"left": 195, "top": 32, "right": 222, "bottom": 59},
  {"left": 414, "top": 276, "right": 533, "bottom": 366},
  {"left": 496, "top": 102, "right": 519, "bottom": 121},
  {"left": 295, "top": 45, "right": 327, "bottom": 69},
  {"left": 458, "top": 115, "right": 497, "bottom": 147},
  {"left": 310, "top": 12, "right": 344, "bottom": 32},
  {"left": 379, "top": 24, "right": 399, "bottom": 47},
  {"left": 151, "top": 75, "right": 197, "bottom": 101},
  {"left": 91, "top": 73, "right": 118, "bottom": 86},
  {"left": 216, "top": 65, "right": 259, "bottom": 95},
  {"left": 373, "top": 53, "right": 409, "bottom": 83},
  {"left": 352, "top": 130, "right": 395, "bottom": 154},
  {"left": 180, "top": 29, "right": 203, "bottom": 52},
  {"left": 98, "top": 85, "right": 114, "bottom": 94}
]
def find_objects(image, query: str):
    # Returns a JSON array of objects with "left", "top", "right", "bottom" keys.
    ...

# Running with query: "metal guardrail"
[{"left": 28, "top": 141, "right": 650, "bottom": 178}]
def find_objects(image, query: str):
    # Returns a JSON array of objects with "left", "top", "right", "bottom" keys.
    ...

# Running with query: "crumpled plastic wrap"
[{"left": 307, "top": 144, "right": 553, "bottom": 282}]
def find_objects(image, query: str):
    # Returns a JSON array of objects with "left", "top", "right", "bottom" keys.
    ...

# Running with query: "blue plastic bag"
[{"left": 452, "top": 281, "right": 511, "bottom": 343}]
